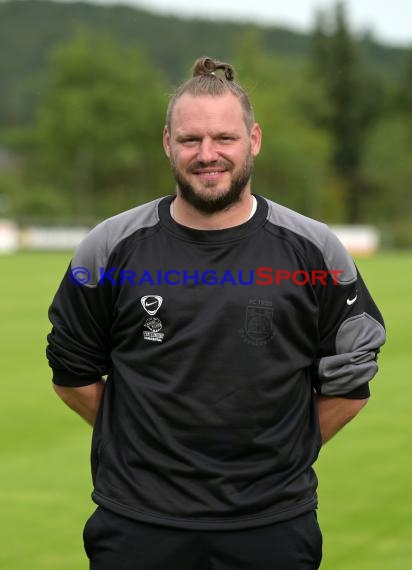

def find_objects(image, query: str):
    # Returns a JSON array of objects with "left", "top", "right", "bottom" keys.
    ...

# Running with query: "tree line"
[{"left": 0, "top": 1, "right": 411, "bottom": 246}]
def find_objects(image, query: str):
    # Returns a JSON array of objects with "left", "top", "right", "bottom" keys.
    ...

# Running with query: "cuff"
[{"left": 52, "top": 368, "right": 101, "bottom": 387}]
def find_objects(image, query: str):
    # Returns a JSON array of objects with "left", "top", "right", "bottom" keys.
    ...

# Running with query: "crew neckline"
[
  {"left": 170, "top": 195, "right": 257, "bottom": 222},
  {"left": 158, "top": 195, "right": 268, "bottom": 244}
]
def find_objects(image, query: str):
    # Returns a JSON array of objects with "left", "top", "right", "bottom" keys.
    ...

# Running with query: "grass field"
[{"left": 0, "top": 251, "right": 411, "bottom": 569}]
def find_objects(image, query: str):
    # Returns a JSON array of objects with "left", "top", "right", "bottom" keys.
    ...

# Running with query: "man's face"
[{"left": 163, "top": 92, "right": 262, "bottom": 214}]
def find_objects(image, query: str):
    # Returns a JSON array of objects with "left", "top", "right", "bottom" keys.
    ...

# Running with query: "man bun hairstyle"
[
  {"left": 166, "top": 56, "right": 254, "bottom": 132},
  {"left": 192, "top": 57, "right": 235, "bottom": 81}
]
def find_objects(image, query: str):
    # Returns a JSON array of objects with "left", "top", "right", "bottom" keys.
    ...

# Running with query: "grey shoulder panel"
[
  {"left": 264, "top": 198, "right": 356, "bottom": 285},
  {"left": 318, "top": 312, "right": 386, "bottom": 396},
  {"left": 71, "top": 198, "right": 161, "bottom": 287}
]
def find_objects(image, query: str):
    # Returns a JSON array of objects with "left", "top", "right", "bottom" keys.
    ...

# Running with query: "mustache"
[{"left": 188, "top": 160, "right": 231, "bottom": 173}]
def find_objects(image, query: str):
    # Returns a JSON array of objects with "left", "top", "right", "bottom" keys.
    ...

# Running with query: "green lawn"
[
  {"left": 0, "top": 251, "right": 410, "bottom": 569},
  {"left": 316, "top": 252, "right": 412, "bottom": 569}
]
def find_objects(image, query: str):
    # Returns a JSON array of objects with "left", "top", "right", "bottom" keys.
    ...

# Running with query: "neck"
[{"left": 171, "top": 189, "right": 255, "bottom": 230}]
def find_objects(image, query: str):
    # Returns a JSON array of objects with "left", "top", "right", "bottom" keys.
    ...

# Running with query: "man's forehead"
[{"left": 171, "top": 92, "right": 244, "bottom": 126}]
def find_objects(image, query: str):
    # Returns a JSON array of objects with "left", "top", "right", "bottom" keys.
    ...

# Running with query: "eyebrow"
[{"left": 175, "top": 131, "right": 239, "bottom": 141}]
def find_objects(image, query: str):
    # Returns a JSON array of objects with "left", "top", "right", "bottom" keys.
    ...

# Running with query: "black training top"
[{"left": 47, "top": 195, "right": 385, "bottom": 529}]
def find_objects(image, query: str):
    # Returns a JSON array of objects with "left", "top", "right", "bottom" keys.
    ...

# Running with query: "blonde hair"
[{"left": 166, "top": 57, "right": 255, "bottom": 131}]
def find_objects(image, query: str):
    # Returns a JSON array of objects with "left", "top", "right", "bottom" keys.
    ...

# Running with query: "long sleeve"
[{"left": 312, "top": 231, "right": 386, "bottom": 398}]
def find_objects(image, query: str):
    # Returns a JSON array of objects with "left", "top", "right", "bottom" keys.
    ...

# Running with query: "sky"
[{"left": 74, "top": 0, "right": 412, "bottom": 47}]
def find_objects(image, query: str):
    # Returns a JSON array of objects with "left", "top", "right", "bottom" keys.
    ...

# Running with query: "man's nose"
[{"left": 197, "top": 138, "right": 218, "bottom": 163}]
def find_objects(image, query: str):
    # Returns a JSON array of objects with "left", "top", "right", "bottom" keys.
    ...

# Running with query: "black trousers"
[{"left": 83, "top": 507, "right": 322, "bottom": 570}]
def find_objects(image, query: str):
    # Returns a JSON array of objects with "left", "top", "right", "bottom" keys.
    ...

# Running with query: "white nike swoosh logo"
[
  {"left": 145, "top": 301, "right": 158, "bottom": 307},
  {"left": 347, "top": 295, "right": 357, "bottom": 306}
]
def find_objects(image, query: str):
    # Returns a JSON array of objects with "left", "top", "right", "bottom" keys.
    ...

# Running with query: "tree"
[
  {"left": 26, "top": 29, "right": 170, "bottom": 223},
  {"left": 232, "top": 29, "right": 334, "bottom": 221},
  {"left": 310, "top": 2, "right": 383, "bottom": 223},
  {"left": 399, "top": 49, "right": 412, "bottom": 135}
]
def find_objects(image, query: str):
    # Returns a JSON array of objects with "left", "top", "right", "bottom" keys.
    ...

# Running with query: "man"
[{"left": 47, "top": 57, "right": 386, "bottom": 570}]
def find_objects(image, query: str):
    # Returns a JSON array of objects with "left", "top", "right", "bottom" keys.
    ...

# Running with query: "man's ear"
[
  {"left": 250, "top": 122, "right": 262, "bottom": 157},
  {"left": 163, "top": 126, "right": 171, "bottom": 158}
]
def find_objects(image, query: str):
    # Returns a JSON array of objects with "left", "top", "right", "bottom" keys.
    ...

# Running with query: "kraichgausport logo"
[{"left": 68, "top": 266, "right": 345, "bottom": 287}]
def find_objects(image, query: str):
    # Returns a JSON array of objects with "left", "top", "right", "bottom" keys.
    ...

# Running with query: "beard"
[{"left": 170, "top": 154, "right": 254, "bottom": 214}]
